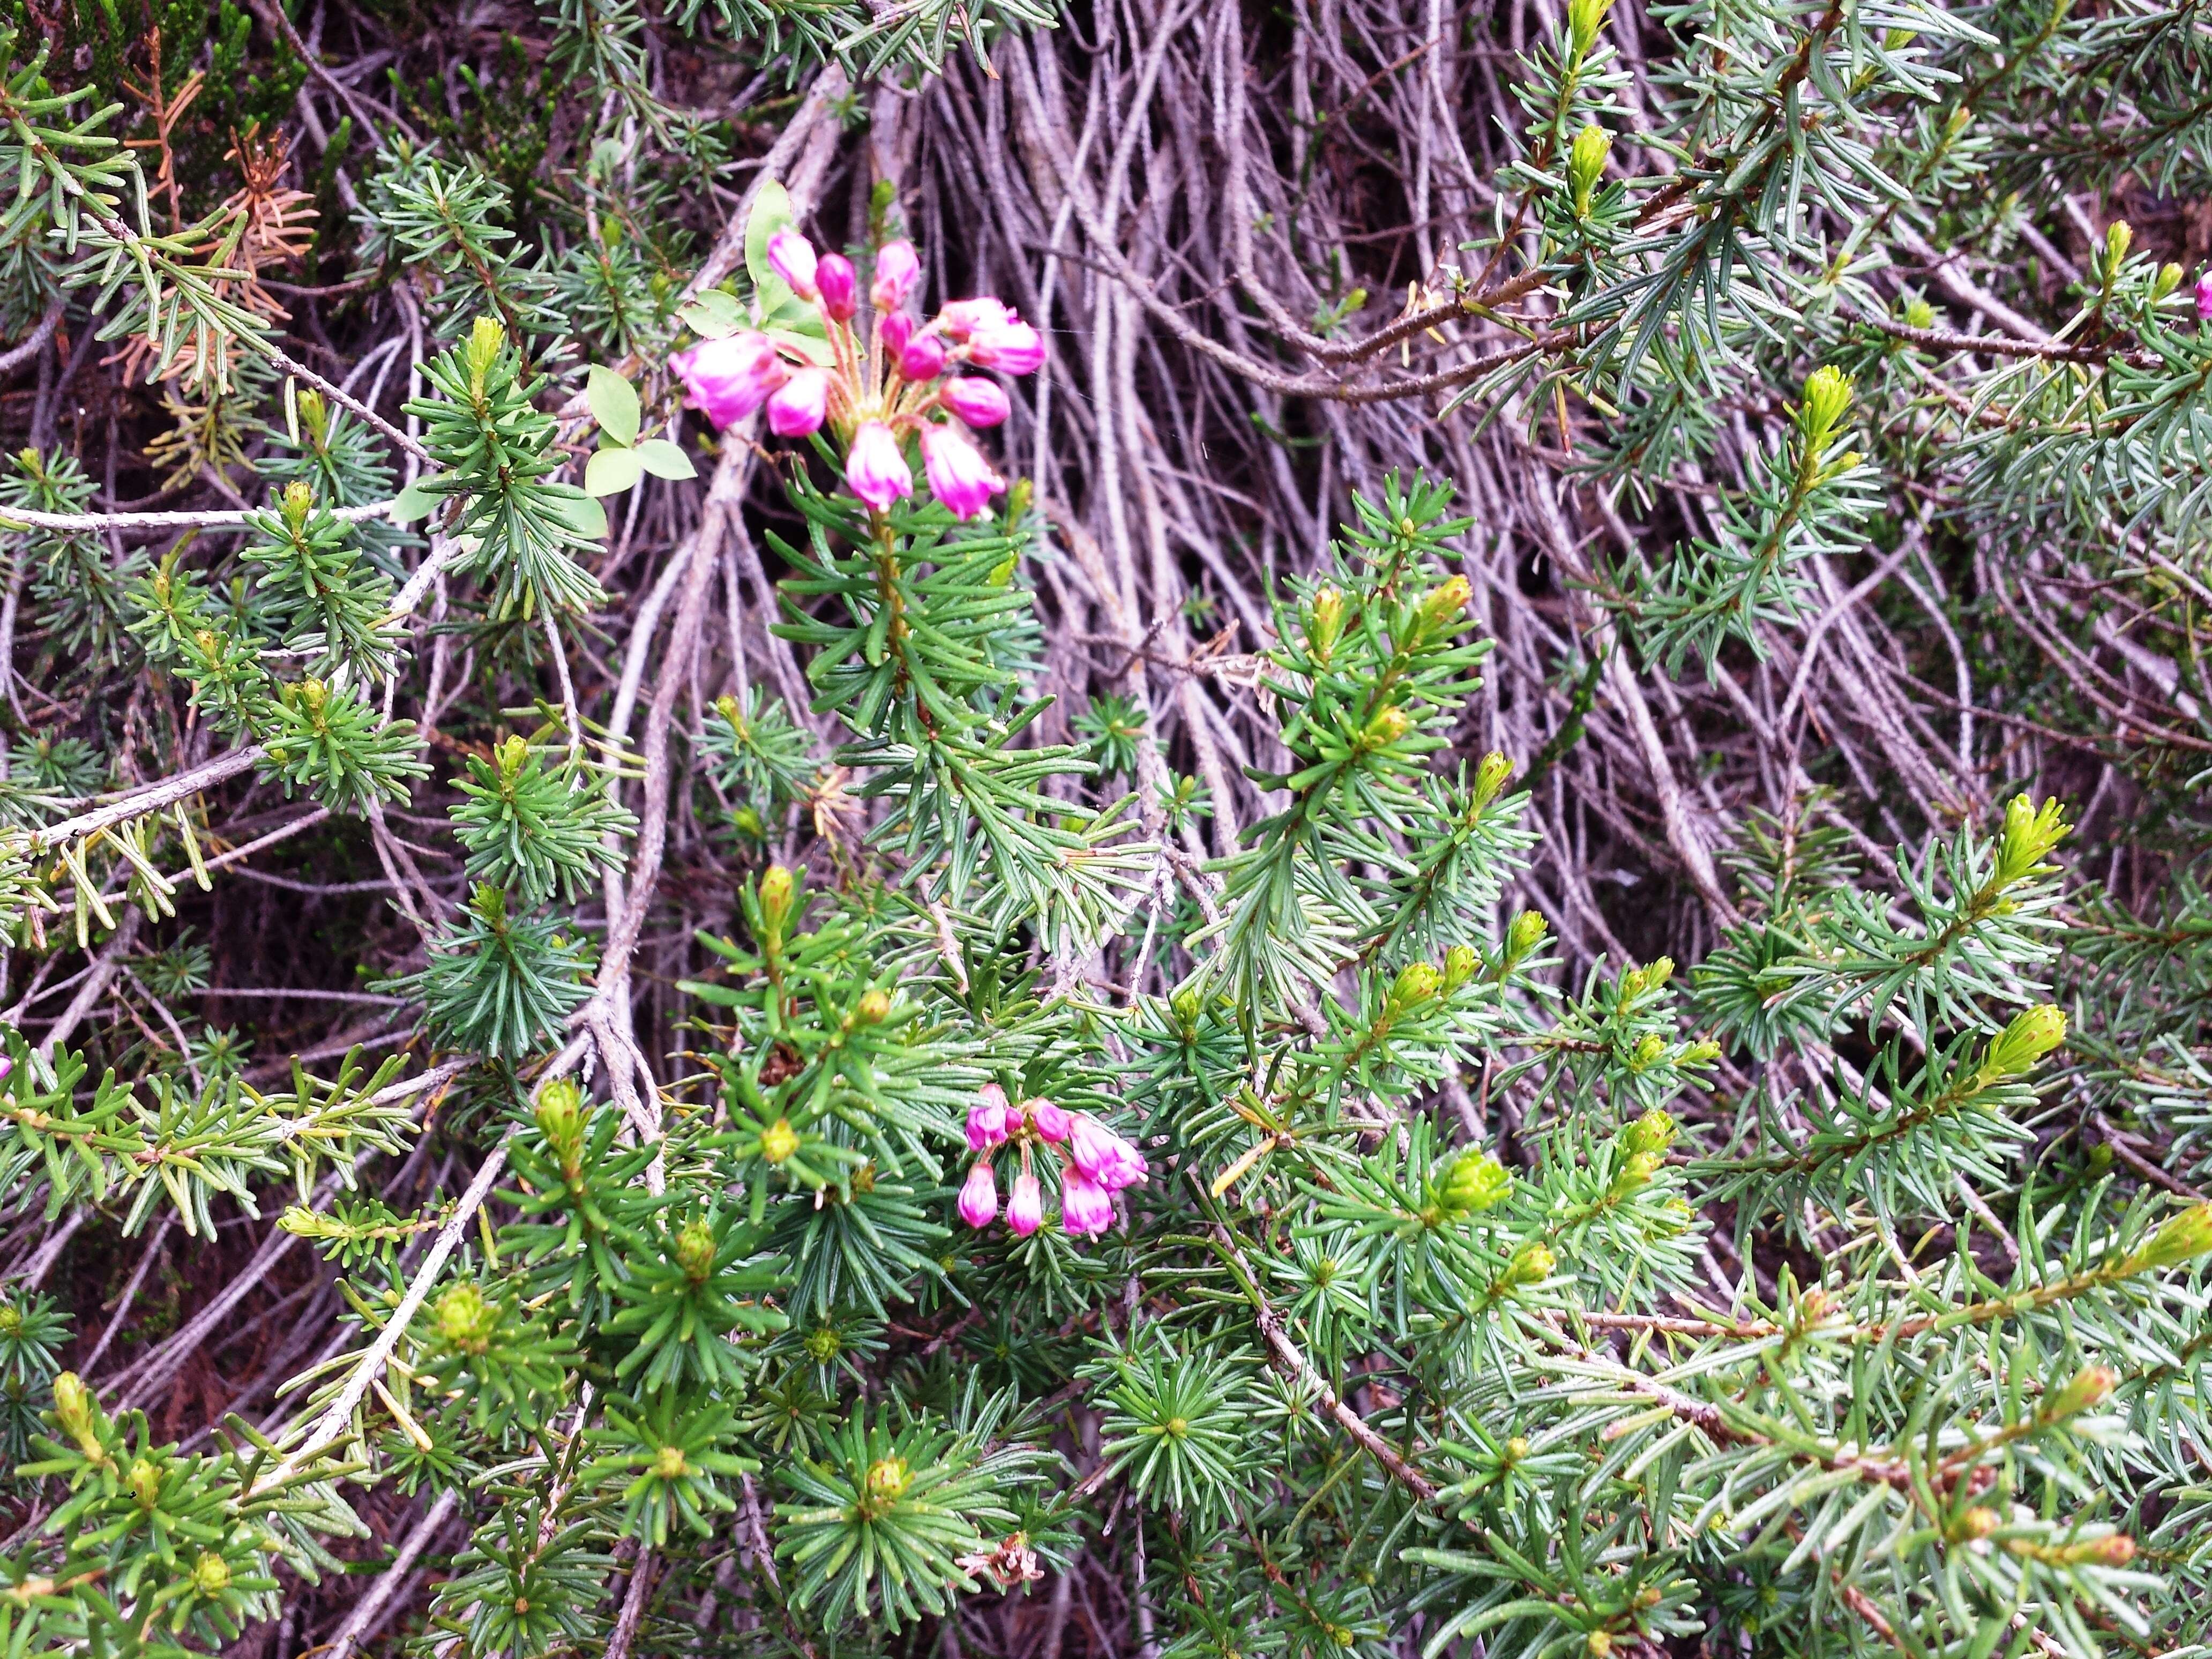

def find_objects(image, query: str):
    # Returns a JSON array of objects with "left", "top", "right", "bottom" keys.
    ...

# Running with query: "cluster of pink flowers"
[
  {"left": 956, "top": 1084, "right": 1147, "bottom": 1240},
  {"left": 670, "top": 230, "right": 1043, "bottom": 520}
]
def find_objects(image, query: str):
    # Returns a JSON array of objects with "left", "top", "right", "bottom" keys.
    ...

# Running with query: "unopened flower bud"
[
  {"left": 816, "top": 252, "right": 858, "bottom": 321},
  {"left": 1996, "top": 794, "right": 2068, "bottom": 887},
  {"left": 1566, "top": 0, "right": 1615, "bottom": 61},
  {"left": 2104, "top": 220, "right": 2133, "bottom": 273},
  {"left": 900, "top": 332, "right": 949, "bottom": 382},
  {"left": 1473, "top": 751, "right": 1515, "bottom": 809},
  {"left": 1983, "top": 1004, "right": 2067, "bottom": 1080},
  {"left": 872, "top": 239, "right": 921, "bottom": 312},
  {"left": 435, "top": 1284, "right": 498, "bottom": 1355},
  {"left": 1902, "top": 295, "right": 1937, "bottom": 331},
  {"left": 1440, "top": 1150, "right": 1511, "bottom": 1214},
  {"left": 128, "top": 1456, "right": 160, "bottom": 1509},
  {"left": 1422, "top": 574, "right": 1473, "bottom": 633},
  {"left": 940, "top": 376, "right": 1009, "bottom": 428},
  {"left": 1307, "top": 587, "right": 1345, "bottom": 662},
  {"left": 1363, "top": 705, "right": 1412, "bottom": 746},
  {"left": 766, "top": 229, "right": 820, "bottom": 301},
  {"left": 1568, "top": 124, "right": 1611, "bottom": 219},
  {"left": 2125, "top": 1202, "right": 2212, "bottom": 1273},
  {"left": 1623, "top": 956, "right": 1673, "bottom": 999},
  {"left": 760, "top": 1118, "right": 799, "bottom": 1164},
  {"left": 958, "top": 1161, "right": 998, "bottom": 1228},
  {"left": 1442, "top": 944, "right": 1478, "bottom": 992},
  {"left": 1610, "top": 1150, "right": 1663, "bottom": 1197},
  {"left": 51, "top": 1372, "right": 100, "bottom": 1457},
  {"left": 865, "top": 1455, "right": 913, "bottom": 1508},
  {"left": 1585, "top": 1633, "right": 1612, "bottom": 1659},
  {"left": 855, "top": 989, "right": 891, "bottom": 1025},
  {"left": 1505, "top": 909, "right": 1549, "bottom": 968},
  {"left": 654, "top": 1445, "right": 689, "bottom": 1479},
  {"left": 758, "top": 865, "right": 796, "bottom": 930},
  {"left": 191, "top": 1552, "right": 232, "bottom": 1596},
  {"left": 879, "top": 310, "right": 916, "bottom": 358},
  {"left": 1623, "top": 1108, "right": 1676, "bottom": 1156},
  {"left": 675, "top": 1217, "right": 718, "bottom": 1280},
  {"left": 2045, "top": 1364, "right": 2118, "bottom": 1421},
  {"left": 1628, "top": 1032, "right": 1667, "bottom": 1071},
  {"left": 1955, "top": 1505, "right": 1999, "bottom": 1541},
  {"left": 1801, "top": 364, "right": 1854, "bottom": 440},
  {"left": 1007, "top": 1171, "right": 1044, "bottom": 1236},
  {"left": 1391, "top": 961, "right": 1441, "bottom": 1007},
  {"left": 1505, "top": 1243, "right": 1556, "bottom": 1288},
  {"left": 2155, "top": 262, "right": 2183, "bottom": 302},
  {"left": 534, "top": 1078, "right": 586, "bottom": 1163}
]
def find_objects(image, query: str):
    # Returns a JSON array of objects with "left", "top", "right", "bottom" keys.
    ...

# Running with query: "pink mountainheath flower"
[
  {"left": 958, "top": 1161, "right": 999, "bottom": 1229},
  {"left": 872, "top": 240, "right": 921, "bottom": 312},
  {"left": 1007, "top": 1171, "right": 1044, "bottom": 1236},
  {"left": 921, "top": 424, "right": 1006, "bottom": 521},
  {"left": 816, "top": 253, "right": 858, "bottom": 322},
  {"left": 767, "top": 367, "right": 829, "bottom": 437},
  {"left": 940, "top": 377, "right": 1010, "bottom": 428},
  {"left": 845, "top": 421, "right": 914, "bottom": 510},
  {"left": 766, "top": 229, "right": 819, "bottom": 300},
  {"left": 671, "top": 333, "right": 786, "bottom": 429}
]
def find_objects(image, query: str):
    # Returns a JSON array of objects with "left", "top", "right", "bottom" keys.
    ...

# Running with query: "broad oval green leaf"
[
  {"left": 586, "top": 365, "right": 640, "bottom": 449},
  {"left": 585, "top": 445, "right": 645, "bottom": 497},
  {"left": 633, "top": 438, "right": 698, "bottom": 481}
]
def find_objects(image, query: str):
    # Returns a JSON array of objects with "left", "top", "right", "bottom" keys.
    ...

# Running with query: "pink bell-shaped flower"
[
  {"left": 880, "top": 312, "right": 916, "bottom": 360},
  {"left": 940, "top": 377, "right": 1010, "bottom": 429},
  {"left": 873, "top": 239, "right": 922, "bottom": 313},
  {"left": 817, "top": 253, "right": 858, "bottom": 322},
  {"left": 2196, "top": 269, "right": 2212, "bottom": 320},
  {"left": 936, "top": 297, "right": 1014, "bottom": 340},
  {"left": 957, "top": 1161, "right": 998, "bottom": 1229},
  {"left": 671, "top": 333, "right": 787, "bottom": 429},
  {"left": 967, "top": 1083, "right": 1011, "bottom": 1152},
  {"left": 1026, "top": 1097, "right": 1071, "bottom": 1143},
  {"left": 766, "top": 229, "right": 820, "bottom": 300},
  {"left": 921, "top": 425, "right": 1006, "bottom": 522},
  {"left": 1060, "top": 1170, "right": 1114, "bottom": 1238},
  {"left": 767, "top": 367, "right": 828, "bottom": 437},
  {"left": 1007, "top": 1171, "right": 1044, "bottom": 1236},
  {"left": 845, "top": 420, "right": 914, "bottom": 511},
  {"left": 969, "top": 313, "right": 1044, "bottom": 375},
  {"left": 1069, "top": 1114, "right": 1149, "bottom": 1192}
]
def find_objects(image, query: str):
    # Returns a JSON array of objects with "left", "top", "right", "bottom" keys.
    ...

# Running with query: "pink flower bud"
[
  {"left": 899, "top": 333, "right": 948, "bottom": 383},
  {"left": 671, "top": 332, "right": 787, "bottom": 430},
  {"left": 2196, "top": 270, "right": 2212, "bottom": 320},
  {"left": 767, "top": 367, "right": 828, "bottom": 437},
  {"left": 936, "top": 297, "right": 1014, "bottom": 341},
  {"left": 817, "top": 253, "right": 858, "bottom": 322},
  {"left": 969, "top": 315, "right": 1044, "bottom": 375},
  {"left": 1060, "top": 1170, "right": 1114, "bottom": 1238},
  {"left": 767, "top": 229, "right": 819, "bottom": 300},
  {"left": 1069, "top": 1114, "right": 1148, "bottom": 1192},
  {"left": 940, "top": 377, "right": 1010, "bottom": 429},
  {"left": 873, "top": 239, "right": 922, "bottom": 313},
  {"left": 958, "top": 1161, "right": 998, "bottom": 1229},
  {"left": 845, "top": 420, "right": 914, "bottom": 511},
  {"left": 1027, "top": 1098, "right": 1071, "bottom": 1143},
  {"left": 921, "top": 424, "right": 1006, "bottom": 522},
  {"left": 1007, "top": 1171, "right": 1043, "bottom": 1236},
  {"left": 967, "top": 1083, "right": 1011, "bottom": 1152},
  {"left": 880, "top": 312, "right": 915, "bottom": 359}
]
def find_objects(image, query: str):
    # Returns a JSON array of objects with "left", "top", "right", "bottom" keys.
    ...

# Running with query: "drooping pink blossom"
[
  {"left": 936, "top": 297, "right": 1015, "bottom": 341},
  {"left": 766, "top": 229, "right": 820, "bottom": 300},
  {"left": 1060, "top": 1169, "right": 1114, "bottom": 1238},
  {"left": 1069, "top": 1114, "right": 1149, "bottom": 1192},
  {"left": 969, "top": 314, "right": 1044, "bottom": 375},
  {"left": 899, "top": 333, "right": 948, "bottom": 383},
  {"left": 671, "top": 333, "right": 787, "bottom": 429},
  {"left": 817, "top": 253, "right": 858, "bottom": 323},
  {"left": 1007, "top": 1171, "right": 1044, "bottom": 1236},
  {"left": 1027, "top": 1097, "right": 1072, "bottom": 1144},
  {"left": 845, "top": 420, "right": 914, "bottom": 511},
  {"left": 940, "top": 377, "right": 1010, "bottom": 429},
  {"left": 958, "top": 1161, "right": 998, "bottom": 1228},
  {"left": 967, "top": 1083, "right": 1011, "bottom": 1152},
  {"left": 767, "top": 367, "right": 829, "bottom": 437},
  {"left": 873, "top": 240, "right": 922, "bottom": 313},
  {"left": 921, "top": 425, "right": 1006, "bottom": 522}
]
